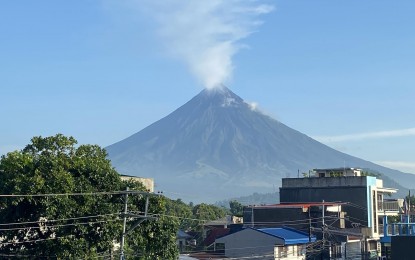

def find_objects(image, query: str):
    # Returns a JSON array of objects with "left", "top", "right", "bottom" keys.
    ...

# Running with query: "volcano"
[{"left": 106, "top": 87, "right": 414, "bottom": 202}]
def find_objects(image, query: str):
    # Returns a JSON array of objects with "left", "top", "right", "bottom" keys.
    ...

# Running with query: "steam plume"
[{"left": 137, "top": 0, "right": 274, "bottom": 89}]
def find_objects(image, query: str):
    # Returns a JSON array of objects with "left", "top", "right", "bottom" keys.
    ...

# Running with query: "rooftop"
[{"left": 257, "top": 227, "right": 316, "bottom": 245}]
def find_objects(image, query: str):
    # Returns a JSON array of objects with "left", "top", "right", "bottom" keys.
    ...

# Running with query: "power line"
[
  {"left": 0, "top": 218, "right": 120, "bottom": 232},
  {"left": 0, "top": 190, "right": 156, "bottom": 198},
  {"left": 0, "top": 213, "right": 120, "bottom": 227}
]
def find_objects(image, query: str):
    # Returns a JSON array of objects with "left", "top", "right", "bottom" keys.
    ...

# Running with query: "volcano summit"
[{"left": 106, "top": 87, "right": 414, "bottom": 202}]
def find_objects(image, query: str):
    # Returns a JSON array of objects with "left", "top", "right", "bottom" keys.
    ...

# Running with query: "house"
[
  {"left": 215, "top": 227, "right": 315, "bottom": 260},
  {"left": 202, "top": 215, "right": 243, "bottom": 249},
  {"left": 243, "top": 202, "right": 347, "bottom": 259}
]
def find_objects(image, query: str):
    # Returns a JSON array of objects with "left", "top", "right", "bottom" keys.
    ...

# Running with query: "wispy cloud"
[
  {"left": 375, "top": 161, "right": 415, "bottom": 174},
  {"left": 313, "top": 127, "right": 415, "bottom": 143},
  {"left": 129, "top": 0, "right": 274, "bottom": 89}
]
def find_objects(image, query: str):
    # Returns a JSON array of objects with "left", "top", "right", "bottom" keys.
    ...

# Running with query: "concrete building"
[
  {"left": 280, "top": 168, "right": 400, "bottom": 238},
  {"left": 120, "top": 174, "right": 154, "bottom": 192},
  {"left": 243, "top": 202, "right": 346, "bottom": 230},
  {"left": 277, "top": 167, "right": 403, "bottom": 258}
]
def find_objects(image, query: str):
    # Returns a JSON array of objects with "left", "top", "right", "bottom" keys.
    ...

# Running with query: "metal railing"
[{"left": 377, "top": 200, "right": 401, "bottom": 212}]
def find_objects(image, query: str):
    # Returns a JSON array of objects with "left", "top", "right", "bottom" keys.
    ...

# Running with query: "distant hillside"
[{"left": 106, "top": 87, "right": 415, "bottom": 202}]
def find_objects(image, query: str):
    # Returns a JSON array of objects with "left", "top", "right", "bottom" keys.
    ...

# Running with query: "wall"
[
  {"left": 216, "top": 228, "right": 282, "bottom": 259},
  {"left": 274, "top": 245, "right": 306, "bottom": 260},
  {"left": 391, "top": 236, "right": 415, "bottom": 260},
  {"left": 280, "top": 177, "right": 370, "bottom": 228},
  {"left": 120, "top": 175, "right": 154, "bottom": 192},
  {"left": 243, "top": 207, "right": 310, "bottom": 231}
]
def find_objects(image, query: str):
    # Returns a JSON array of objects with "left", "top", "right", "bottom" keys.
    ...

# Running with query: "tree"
[
  {"left": 192, "top": 203, "right": 227, "bottom": 222},
  {"left": 229, "top": 200, "right": 244, "bottom": 217},
  {"left": 0, "top": 135, "right": 122, "bottom": 258},
  {"left": 0, "top": 134, "right": 179, "bottom": 259},
  {"left": 120, "top": 179, "right": 179, "bottom": 260},
  {"left": 165, "top": 198, "right": 194, "bottom": 230}
]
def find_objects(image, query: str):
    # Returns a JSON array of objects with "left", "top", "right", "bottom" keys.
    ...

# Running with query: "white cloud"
[
  {"left": 129, "top": 0, "right": 274, "bottom": 89},
  {"left": 246, "top": 101, "right": 258, "bottom": 111},
  {"left": 375, "top": 161, "right": 415, "bottom": 174},
  {"left": 313, "top": 127, "right": 415, "bottom": 143}
]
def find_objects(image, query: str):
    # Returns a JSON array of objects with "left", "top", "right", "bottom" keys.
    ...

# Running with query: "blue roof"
[{"left": 256, "top": 227, "right": 316, "bottom": 245}]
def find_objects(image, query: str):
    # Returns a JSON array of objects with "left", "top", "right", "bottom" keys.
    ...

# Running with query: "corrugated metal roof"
[{"left": 257, "top": 227, "right": 316, "bottom": 245}]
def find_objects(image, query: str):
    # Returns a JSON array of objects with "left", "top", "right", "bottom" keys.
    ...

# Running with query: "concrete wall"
[
  {"left": 216, "top": 228, "right": 282, "bottom": 259},
  {"left": 275, "top": 245, "right": 306, "bottom": 260},
  {"left": 120, "top": 175, "right": 154, "bottom": 192},
  {"left": 391, "top": 236, "right": 415, "bottom": 260},
  {"left": 280, "top": 179, "right": 369, "bottom": 228},
  {"left": 282, "top": 176, "right": 369, "bottom": 188},
  {"left": 243, "top": 207, "right": 310, "bottom": 231}
]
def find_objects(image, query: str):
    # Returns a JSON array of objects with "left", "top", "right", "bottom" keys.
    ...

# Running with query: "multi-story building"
[
  {"left": 278, "top": 168, "right": 403, "bottom": 258},
  {"left": 280, "top": 168, "right": 401, "bottom": 238}
]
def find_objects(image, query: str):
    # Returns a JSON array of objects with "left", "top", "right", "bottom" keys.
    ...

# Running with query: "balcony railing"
[{"left": 378, "top": 200, "right": 402, "bottom": 212}]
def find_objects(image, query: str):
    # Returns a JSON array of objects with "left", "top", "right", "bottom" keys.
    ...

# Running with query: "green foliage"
[
  {"left": 0, "top": 134, "right": 121, "bottom": 258},
  {"left": 329, "top": 171, "right": 343, "bottom": 177},
  {"left": 229, "top": 200, "right": 243, "bottom": 217},
  {"left": 165, "top": 198, "right": 194, "bottom": 230},
  {"left": 119, "top": 180, "right": 179, "bottom": 260},
  {"left": 361, "top": 171, "right": 381, "bottom": 177},
  {"left": 192, "top": 203, "right": 227, "bottom": 222},
  {"left": 0, "top": 134, "right": 179, "bottom": 259},
  {"left": 164, "top": 199, "right": 228, "bottom": 232}
]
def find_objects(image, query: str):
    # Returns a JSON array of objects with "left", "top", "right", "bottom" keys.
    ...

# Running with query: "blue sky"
[{"left": 1, "top": 1, "right": 415, "bottom": 173}]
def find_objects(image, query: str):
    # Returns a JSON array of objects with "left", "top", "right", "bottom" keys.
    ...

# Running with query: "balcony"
[
  {"left": 377, "top": 199, "right": 403, "bottom": 214},
  {"left": 380, "top": 218, "right": 415, "bottom": 243}
]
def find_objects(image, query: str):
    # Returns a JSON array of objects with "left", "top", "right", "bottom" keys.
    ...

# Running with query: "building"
[
  {"left": 280, "top": 168, "right": 400, "bottom": 238},
  {"left": 202, "top": 215, "right": 243, "bottom": 249},
  {"left": 243, "top": 202, "right": 348, "bottom": 259},
  {"left": 243, "top": 202, "right": 346, "bottom": 231},
  {"left": 120, "top": 174, "right": 154, "bottom": 192},
  {"left": 215, "top": 227, "right": 315, "bottom": 260},
  {"left": 279, "top": 168, "right": 402, "bottom": 258},
  {"left": 390, "top": 235, "right": 415, "bottom": 260}
]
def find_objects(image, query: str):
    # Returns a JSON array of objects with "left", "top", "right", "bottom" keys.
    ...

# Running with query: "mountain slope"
[{"left": 106, "top": 87, "right": 415, "bottom": 202}]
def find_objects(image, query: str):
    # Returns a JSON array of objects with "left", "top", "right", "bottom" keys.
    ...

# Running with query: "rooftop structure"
[{"left": 313, "top": 167, "right": 363, "bottom": 177}]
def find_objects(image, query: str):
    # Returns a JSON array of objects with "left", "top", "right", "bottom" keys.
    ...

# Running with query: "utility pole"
[
  {"left": 308, "top": 206, "right": 312, "bottom": 243},
  {"left": 322, "top": 200, "right": 325, "bottom": 235},
  {"left": 119, "top": 189, "right": 153, "bottom": 260},
  {"left": 120, "top": 187, "right": 129, "bottom": 260},
  {"left": 409, "top": 190, "right": 411, "bottom": 220},
  {"left": 119, "top": 188, "right": 154, "bottom": 260},
  {"left": 321, "top": 200, "right": 325, "bottom": 260}
]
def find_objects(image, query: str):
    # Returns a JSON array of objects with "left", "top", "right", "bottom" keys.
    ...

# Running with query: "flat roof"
[
  {"left": 313, "top": 167, "right": 361, "bottom": 171},
  {"left": 248, "top": 202, "right": 347, "bottom": 209}
]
